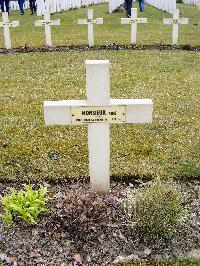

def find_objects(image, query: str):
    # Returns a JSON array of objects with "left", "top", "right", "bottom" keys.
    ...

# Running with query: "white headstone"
[
  {"left": 163, "top": 9, "right": 188, "bottom": 45},
  {"left": 44, "top": 60, "right": 153, "bottom": 194},
  {"left": 34, "top": 10, "right": 60, "bottom": 46},
  {"left": 0, "top": 12, "right": 19, "bottom": 49},
  {"left": 78, "top": 9, "right": 103, "bottom": 47},
  {"left": 121, "top": 8, "right": 147, "bottom": 44}
]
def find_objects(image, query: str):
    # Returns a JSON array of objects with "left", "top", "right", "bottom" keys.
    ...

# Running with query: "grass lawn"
[
  {"left": 0, "top": 3, "right": 199, "bottom": 48},
  {"left": 0, "top": 3, "right": 199, "bottom": 183},
  {"left": 115, "top": 258, "right": 200, "bottom": 266},
  {"left": 0, "top": 48, "right": 199, "bottom": 181}
]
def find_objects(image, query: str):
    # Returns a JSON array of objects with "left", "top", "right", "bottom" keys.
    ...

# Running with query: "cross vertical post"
[
  {"left": 2, "top": 13, "right": 11, "bottom": 49},
  {"left": 86, "top": 60, "right": 110, "bottom": 193},
  {"left": 88, "top": 9, "right": 94, "bottom": 47},
  {"left": 131, "top": 8, "right": 137, "bottom": 44},
  {"left": 44, "top": 10, "right": 52, "bottom": 47},
  {"left": 172, "top": 9, "right": 179, "bottom": 45}
]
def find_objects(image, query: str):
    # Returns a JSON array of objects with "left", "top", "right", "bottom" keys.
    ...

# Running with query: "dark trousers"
[
  {"left": 125, "top": 0, "right": 133, "bottom": 16},
  {"left": 0, "top": 0, "right": 10, "bottom": 13},
  {"left": 18, "top": 0, "right": 24, "bottom": 14},
  {"left": 138, "top": 0, "right": 145, "bottom": 12},
  {"left": 29, "top": 0, "right": 36, "bottom": 13}
]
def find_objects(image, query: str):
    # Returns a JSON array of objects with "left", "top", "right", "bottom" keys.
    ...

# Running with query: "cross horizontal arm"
[
  {"left": 78, "top": 18, "right": 103, "bottom": 25},
  {"left": 121, "top": 18, "right": 147, "bottom": 24},
  {"left": 0, "top": 21, "right": 19, "bottom": 27},
  {"left": 163, "top": 18, "right": 188, "bottom": 25},
  {"left": 51, "top": 19, "right": 60, "bottom": 26},
  {"left": 35, "top": 19, "right": 60, "bottom": 26},
  {"left": 44, "top": 99, "right": 153, "bottom": 125},
  {"left": 178, "top": 18, "right": 189, "bottom": 24}
]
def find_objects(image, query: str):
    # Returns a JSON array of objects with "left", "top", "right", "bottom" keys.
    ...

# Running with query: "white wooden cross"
[
  {"left": 121, "top": 8, "right": 147, "bottom": 44},
  {"left": 34, "top": 10, "right": 60, "bottom": 47},
  {"left": 0, "top": 12, "right": 19, "bottom": 49},
  {"left": 77, "top": 9, "right": 103, "bottom": 47},
  {"left": 44, "top": 60, "right": 153, "bottom": 194},
  {"left": 163, "top": 9, "right": 188, "bottom": 45}
]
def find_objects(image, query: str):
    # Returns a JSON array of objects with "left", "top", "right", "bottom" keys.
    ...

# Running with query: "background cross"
[
  {"left": 78, "top": 9, "right": 103, "bottom": 47},
  {"left": 121, "top": 8, "right": 147, "bottom": 44},
  {"left": 0, "top": 12, "right": 19, "bottom": 49},
  {"left": 163, "top": 9, "right": 189, "bottom": 45},
  {"left": 35, "top": 10, "right": 60, "bottom": 47}
]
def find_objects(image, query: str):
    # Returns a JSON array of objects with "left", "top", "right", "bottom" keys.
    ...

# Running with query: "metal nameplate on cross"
[
  {"left": 78, "top": 9, "right": 103, "bottom": 47},
  {"left": 35, "top": 10, "right": 60, "bottom": 47},
  {"left": 163, "top": 9, "right": 188, "bottom": 45},
  {"left": 71, "top": 106, "right": 126, "bottom": 124},
  {"left": 121, "top": 8, "right": 147, "bottom": 44},
  {"left": 0, "top": 12, "right": 19, "bottom": 49},
  {"left": 44, "top": 60, "right": 153, "bottom": 194}
]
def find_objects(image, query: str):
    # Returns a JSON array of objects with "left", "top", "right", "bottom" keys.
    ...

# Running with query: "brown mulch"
[
  {"left": 0, "top": 179, "right": 200, "bottom": 266},
  {"left": 0, "top": 43, "right": 200, "bottom": 55}
]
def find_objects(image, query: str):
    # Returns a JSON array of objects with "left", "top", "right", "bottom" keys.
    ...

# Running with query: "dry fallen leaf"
[
  {"left": 0, "top": 253, "right": 7, "bottom": 261},
  {"left": 29, "top": 250, "right": 41, "bottom": 258},
  {"left": 0, "top": 253, "right": 16, "bottom": 264},
  {"left": 5, "top": 256, "right": 16, "bottom": 264},
  {"left": 144, "top": 248, "right": 152, "bottom": 256},
  {"left": 74, "top": 253, "right": 83, "bottom": 265},
  {"left": 2, "top": 140, "right": 9, "bottom": 148},
  {"left": 20, "top": 245, "right": 29, "bottom": 255}
]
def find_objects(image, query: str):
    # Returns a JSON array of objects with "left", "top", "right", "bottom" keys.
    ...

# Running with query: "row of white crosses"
[
  {"left": 0, "top": 8, "right": 189, "bottom": 49},
  {"left": 0, "top": 11, "right": 60, "bottom": 48},
  {"left": 44, "top": 60, "right": 153, "bottom": 193},
  {"left": 122, "top": 8, "right": 189, "bottom": 45}
]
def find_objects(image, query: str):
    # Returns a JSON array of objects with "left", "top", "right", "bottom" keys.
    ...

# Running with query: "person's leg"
[
  {"left": 127, "top": 0, "right": 133, "bottom": 17},
  {"left": 141, "top": 0, "right": 144, "bottom": 12},
  {"left": 124, "top": 0, "right": 128, "bottom": 11},
  {"left": 29, "top": 0, "right": 33, "bottom": 14},
  {"left": 138, "top": 0, "right": 141, "bottom": 12},
  {"left": 1, "top": 0, "right": 5, "bottom": 12},
  {"left": 18, "top": 0, "right": 24, "bottom": 14},
  {"left": 5, "top": 0, "right": 9, "bottom": 13},
  {"left": 33, "top": 0, "right": 36, "bottom": 13},
  {"left": 125, "top": 0, "right": 129, "bottom": 16}
]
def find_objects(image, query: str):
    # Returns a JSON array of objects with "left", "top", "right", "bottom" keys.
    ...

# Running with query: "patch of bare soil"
[
  {"left": 0, "top": 43, "right": 199, "bottom": 55},
  {"left": 0, "top": 179, "right": 199, "bottom": 266}
]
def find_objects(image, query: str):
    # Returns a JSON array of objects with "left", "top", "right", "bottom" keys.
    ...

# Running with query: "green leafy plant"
[
  {"left": 125, "top": 179, "right": 187, "bottom": 241},
  {"left": 0, "top": 185, "right": 48, "bottom": 226}
]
